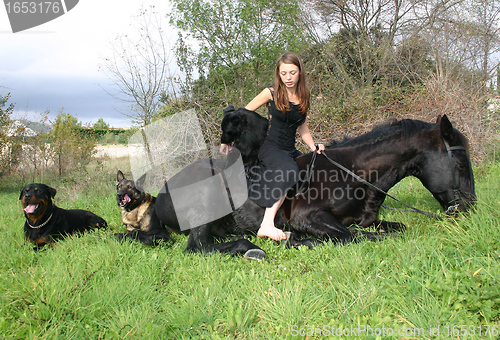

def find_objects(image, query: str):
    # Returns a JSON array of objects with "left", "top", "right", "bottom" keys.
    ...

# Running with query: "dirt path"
[{"left": 94, "top": 145, "right": 130, "bottom": 158}]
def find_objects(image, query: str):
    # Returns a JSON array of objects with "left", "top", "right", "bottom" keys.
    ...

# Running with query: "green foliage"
[
  {"left": 93, "top": 118, "right": 110, "bottom": 130},
  {"left": 169, "top": 0, "right": 310, "bottom": 114},
  {"left": 170, "top": 0, "right": 306, "bottom": 74},
  {"left": 49, "top": 110, "right": 97, "bottom": 176},
  {"left": 0, "top": 93, "right": 13, "bottom": 129},
  {"left": 0, "top": 93, "right": 14, "bottom": 174},
  {"left": 78, "top": 128, "right": 133, "bottom": 145}
]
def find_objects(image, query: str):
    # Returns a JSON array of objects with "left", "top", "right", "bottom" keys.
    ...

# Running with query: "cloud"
[{"left": 1, "top": 0, "right": 177, "bottom": 129}]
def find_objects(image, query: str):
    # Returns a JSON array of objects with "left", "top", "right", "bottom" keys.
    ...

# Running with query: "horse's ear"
[
  {"left": 436, "top": 115, "right": 442, "bottom": 124},
  {"left": 440, "top": 115, "right": 454, "bottom": 141}
]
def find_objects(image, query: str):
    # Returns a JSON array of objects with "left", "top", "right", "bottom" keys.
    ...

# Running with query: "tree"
[
  {"left": 51, "top": 110, "right": 96, "bottom": 176},
  {"left": 0, "top": 93, "right": 14, "bottom": 174},
  {"left": 461, "top": 0, "right": 500, "bottom": 85},
  {"left": 100, "top": 6, "right": 177, "bottom": 127},
  {"left": 307, "top": 0, "right": 419, "bottom": 86},
  {"left": 0, "top": 93, "right": 13, "bottom": 141},
  {"left": 169, "top": 0, "right": 310, "bottom": 105},
  {"left": 93, "top": 118, "right": 110, "bottom": 130},
  {"left": 0, "top": 93, "right": 13, "bottom": 130}
]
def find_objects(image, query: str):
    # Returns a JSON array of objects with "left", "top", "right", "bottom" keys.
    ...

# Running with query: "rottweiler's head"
[
  {"left": 116, "top": 170, "right": 146, "bottom": 211},
  {"left": 19, "top": 183, "right": 56, "bottom": 224}
]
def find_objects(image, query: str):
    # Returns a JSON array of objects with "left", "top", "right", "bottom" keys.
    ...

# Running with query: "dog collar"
[{"left": 26, "top": 213, "right": 53, "bottom": 229}]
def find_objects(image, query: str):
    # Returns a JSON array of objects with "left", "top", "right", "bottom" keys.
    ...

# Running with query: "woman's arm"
[
  {"left": 298, "top": 120, "right": 325, "bottom": 154},
  {"left": 245, "top": 88, "right": 273, "bottom": 111}
]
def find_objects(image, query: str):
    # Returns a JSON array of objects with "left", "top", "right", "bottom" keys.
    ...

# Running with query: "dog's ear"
[
  {"left": 223, "top": 105, "right": 235, "bottom": 116},
  {"left": 136, "top": 173, "right": 147, "bottom": 190},
  {"left": 436, "top": 115, "right": 442, "bottom": 124},
  {"left": 240, "top": 114, "right": 247, "bottom": 126},
  {"left": 47, "top": 185, "right": 57, "bottom": 198},
  {"left": 230, "top": 113, "right": 247, "bottom": 128},
  {"left": 117, "top": 170, "right": 125, "bottom": 183}
]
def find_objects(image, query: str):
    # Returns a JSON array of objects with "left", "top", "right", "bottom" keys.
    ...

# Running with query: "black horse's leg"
[
  {"left": 371, "top": 220, "right": 406, "bottom": 233},
  {"left": 185, "top": 223, "right": 264, "bottom": 257},
  {"left": 294, "top": 209, "right": 353, "bottom": 244},
  {"left": 348, "top": 220, "right": 405, "bottom": 242},
  {"left": 285, "top": 232, "right": 325, "bottom": 249}
]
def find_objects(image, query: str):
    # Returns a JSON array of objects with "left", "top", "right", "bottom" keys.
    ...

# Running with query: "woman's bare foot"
[{"left": 257, "top": 223, "right": 287, "bottom": 241}]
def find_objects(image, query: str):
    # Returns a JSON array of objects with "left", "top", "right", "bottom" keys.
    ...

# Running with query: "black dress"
[{"left": 248, "top": 94, "right": 307, "bottom": 207}]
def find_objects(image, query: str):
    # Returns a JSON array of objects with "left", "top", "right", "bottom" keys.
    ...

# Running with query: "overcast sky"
[{"left": 1, "top": 0, "right": 176, "bottom": 128}]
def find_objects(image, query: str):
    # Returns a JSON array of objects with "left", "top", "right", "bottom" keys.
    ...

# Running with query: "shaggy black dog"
[{"left": 220, "top": 105, "right": 267, "bottom": 165}]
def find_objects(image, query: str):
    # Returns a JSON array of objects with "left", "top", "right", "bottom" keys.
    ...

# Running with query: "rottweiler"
[
  {"left": 20, "top": 183, "right": 108, "bottom": 249},
  {"left": 115, "top": 170, "right": 175, "bottom": 245}
]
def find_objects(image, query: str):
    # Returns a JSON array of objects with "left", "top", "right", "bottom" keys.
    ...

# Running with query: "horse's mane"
[{"left": 328, "top": 118, "right": 446, "bottom": 149}]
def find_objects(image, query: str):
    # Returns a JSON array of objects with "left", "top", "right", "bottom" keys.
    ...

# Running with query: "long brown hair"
[{"left": 273, "top": 52, "right": 310, "bottom": 114}]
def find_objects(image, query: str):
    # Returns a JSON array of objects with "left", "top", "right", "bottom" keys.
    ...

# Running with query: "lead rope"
[{"left": 294, "top": 146, "right": 318, "bottom": 197}]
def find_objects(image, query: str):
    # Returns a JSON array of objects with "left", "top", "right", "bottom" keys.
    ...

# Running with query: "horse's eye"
[{"left": 457, "top": 163, "right": 467, "bottom": 171}]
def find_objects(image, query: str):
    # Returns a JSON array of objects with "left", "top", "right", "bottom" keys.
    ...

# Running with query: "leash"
[
  {"left": 26, "top": 213, "right": 53, "bottom": 229},
  {"left": 210, "top": 157, "right": 236, "bottom": 211},
  {"left": 295, "top": 146, "right": 318, "bottom": 197}
]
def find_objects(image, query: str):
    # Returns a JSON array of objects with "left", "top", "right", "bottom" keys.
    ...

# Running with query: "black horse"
[{"left": 147, "top": 108, "right": 475, "bottom": 258}]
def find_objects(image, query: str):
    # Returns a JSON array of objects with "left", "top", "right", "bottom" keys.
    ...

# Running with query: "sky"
[{"left": 0, "top": 0, "right": 177, "bottom": 128}]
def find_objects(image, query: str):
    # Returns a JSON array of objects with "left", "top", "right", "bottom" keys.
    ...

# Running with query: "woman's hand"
[
  {"left": 220, "top": 143, "right": 232, "bottom": 155},
  {"left": 313, "top": 143, "right": 325, "bottom": 154}
]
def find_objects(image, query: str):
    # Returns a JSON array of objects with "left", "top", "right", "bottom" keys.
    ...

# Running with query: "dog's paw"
[{"left": 97, "top": 222, "right": 108, "bottom": 228}]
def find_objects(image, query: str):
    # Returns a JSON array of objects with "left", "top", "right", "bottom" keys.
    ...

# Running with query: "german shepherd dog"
[
  {"left": 20, "top": 183, "right": 108, "bottom": 249},
  {"left": 115, "top": 170, "right": 175, "bottom": 245}
]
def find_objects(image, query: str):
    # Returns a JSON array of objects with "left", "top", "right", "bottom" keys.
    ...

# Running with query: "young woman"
[{"left": 221, "top": 52, "right": 325, "bottom": 241}]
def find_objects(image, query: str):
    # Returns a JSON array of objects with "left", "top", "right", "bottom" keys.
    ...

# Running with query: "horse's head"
[{"left": 418, "top": 115, "right": 476, "bottom": 214}]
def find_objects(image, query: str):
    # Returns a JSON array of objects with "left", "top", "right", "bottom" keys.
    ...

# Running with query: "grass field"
[{"left": 1, "top": 157, "right": 499, "bottom": 339}]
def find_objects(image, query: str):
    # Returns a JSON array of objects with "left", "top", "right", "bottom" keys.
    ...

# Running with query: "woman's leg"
[{"left": 257, "top": 195, "right": 287, "bottom": 241}]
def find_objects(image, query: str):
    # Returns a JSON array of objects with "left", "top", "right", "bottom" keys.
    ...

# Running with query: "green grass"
[{"left": 1, "top": 160, "right": 499, "bottom": 339}]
